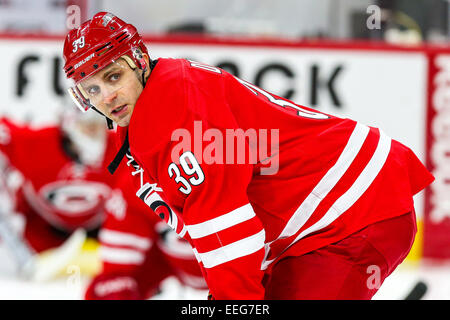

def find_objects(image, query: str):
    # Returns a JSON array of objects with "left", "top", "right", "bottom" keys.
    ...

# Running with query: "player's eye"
[
  {"left": 87, "top": 85, "right": 100, "bottom": 96},
  {"left": 108, "top": 72, "right": 121, "bottom": 82}
]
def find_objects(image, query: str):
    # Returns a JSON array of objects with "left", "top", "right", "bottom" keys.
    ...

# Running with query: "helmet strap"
[
  {"left": 141, "top": 68, "right": 147, "bottom": 88},
  {"left": 106, "top": 118, "right": 114, "bottom": 130},
  {"left": 91, "top": 106, "right": 114, "bottom": 130}
]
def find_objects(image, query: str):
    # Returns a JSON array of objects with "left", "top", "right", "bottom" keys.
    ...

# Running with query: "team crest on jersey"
[
  {"left": 137, "top": 182, "right": 172, "bottom": 223},
  {"left": 40, "top": 181, "right": 110, "bottom": 214},
  {"left": 23, "top": 180, "right": 110, "bottom": 231},
  {"left": 126, "top": 152, "right": 186, "bottom": 237}
]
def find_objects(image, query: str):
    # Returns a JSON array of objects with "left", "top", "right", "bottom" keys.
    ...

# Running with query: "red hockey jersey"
[{"left": 117, "top": 58, "right": 434, "bottom": 299}]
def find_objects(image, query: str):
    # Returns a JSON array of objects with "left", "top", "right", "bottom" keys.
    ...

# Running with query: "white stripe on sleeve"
[
  {"left": 99, "top": 229, "right": 152, "bottom": 251},
  {"left": 198, "top": 229, "right": 265, "bottom": 268},
  {"left": 100, "top": 247, "right": 145, "bottom": 265},
  {"left": 187, "top": 204, "right": 255, "bottom": 239}
]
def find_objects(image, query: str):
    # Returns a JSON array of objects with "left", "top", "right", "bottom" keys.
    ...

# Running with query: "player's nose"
[{"left": 103, "top": 89, "right": 118, "bottom": 105}]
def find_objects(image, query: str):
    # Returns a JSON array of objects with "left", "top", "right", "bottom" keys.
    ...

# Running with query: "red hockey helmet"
[{"left": 63, "top": 12, "right": 148, "bottom": 112}]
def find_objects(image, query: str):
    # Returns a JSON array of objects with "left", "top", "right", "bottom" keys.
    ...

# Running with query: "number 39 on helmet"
[{"left": 63, "top": 12, "right": 149, "bottom": 113}]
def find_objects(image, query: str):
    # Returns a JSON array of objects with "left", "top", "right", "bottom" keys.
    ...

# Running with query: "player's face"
[{"left": 78, "top": 58, "right": 144, "bottom": 127}]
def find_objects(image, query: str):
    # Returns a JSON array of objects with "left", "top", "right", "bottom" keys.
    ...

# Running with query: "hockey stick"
[
  {"left": 0, "top": 210, "right": 37, "bottom": 278},
  {"left": 404, "top": 280, "right": 428, "bottom": 300},
  {"left": 0, "top": 155, "right": 37, "bottom": 278}
]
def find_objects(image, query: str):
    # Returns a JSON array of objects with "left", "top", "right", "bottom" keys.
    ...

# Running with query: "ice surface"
[{"left": 0, "top": 242, "right": 449, "bottom": 300}]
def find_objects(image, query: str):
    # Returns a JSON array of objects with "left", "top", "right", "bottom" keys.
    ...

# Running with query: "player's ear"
[{"left": 142, "top": 53, "right": 151, "bottom": 78}]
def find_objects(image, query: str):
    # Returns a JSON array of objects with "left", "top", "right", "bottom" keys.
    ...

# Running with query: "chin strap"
[
  {"left": 106, "top": 118, "right": 114, "bottom": 129},
  {"left": 90, "top": 107, "right": 114, "bottom": 130},
  {"left": 150, "top": 59, "right": 158, "bottom": 71},
  {"left": 107, "top": 131, "right": 129, "bottom": 175}
]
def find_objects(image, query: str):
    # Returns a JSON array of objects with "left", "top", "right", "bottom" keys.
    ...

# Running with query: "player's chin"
[
  {"left": 114, "top": 114, "right": 131, "bottom": 127},
  {"left": 113, "top": 105, "right": 134, "bottom": 127}
]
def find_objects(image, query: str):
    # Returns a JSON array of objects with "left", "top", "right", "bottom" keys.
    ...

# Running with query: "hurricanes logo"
[
  {"left": 40, "top": 181, "right": 110, "bottom": 215},
  {"left": 136, "top": 183, "right": 173, "bottom": 223},
  {"left": 126, "top": 152, "right": 186, "bottom": 237},
  {"left": 22, "top": 180, "right": 111, "bottom": 231}
]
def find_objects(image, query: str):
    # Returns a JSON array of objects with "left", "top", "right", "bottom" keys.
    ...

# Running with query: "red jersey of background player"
[
  {"left": 0, "top": 117, "right": 118, "bottom": 251},
  {"left": 115, "top": 58, "right": 434, "bottom": 299},
  {"left": 0, "top": 115, "right": 205, "bottom": 298}
]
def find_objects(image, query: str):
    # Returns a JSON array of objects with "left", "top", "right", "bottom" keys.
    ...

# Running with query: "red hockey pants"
[{"left": 264, "top": 211, "right": 417, "bottom": 299}]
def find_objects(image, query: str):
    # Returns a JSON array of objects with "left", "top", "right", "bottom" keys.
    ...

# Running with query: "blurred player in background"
[
  {"left": 0, "top": 106, "right": 119, "bottom": 281},
  {"left": 0, "top": 105, "right": 205, "bottom": 298},
  {"left": 0, "top": 107, "right": 115, "bottom": 256},
  {"left": 63, "top": 12, "right": 434, "bottom": 300}
]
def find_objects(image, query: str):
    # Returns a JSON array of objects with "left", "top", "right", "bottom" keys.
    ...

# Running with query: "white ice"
[{"left": 0, "top": 242, "right": 449, "bottom": 300}]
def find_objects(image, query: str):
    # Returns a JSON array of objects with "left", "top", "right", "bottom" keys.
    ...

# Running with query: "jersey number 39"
[{"left": 168, "top": 151, "right": 205, "bottom": 195}]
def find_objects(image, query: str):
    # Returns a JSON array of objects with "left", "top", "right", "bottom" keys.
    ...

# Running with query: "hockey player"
[{"left": 62, "top": 12, "right": 435, "bottom": 300}]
